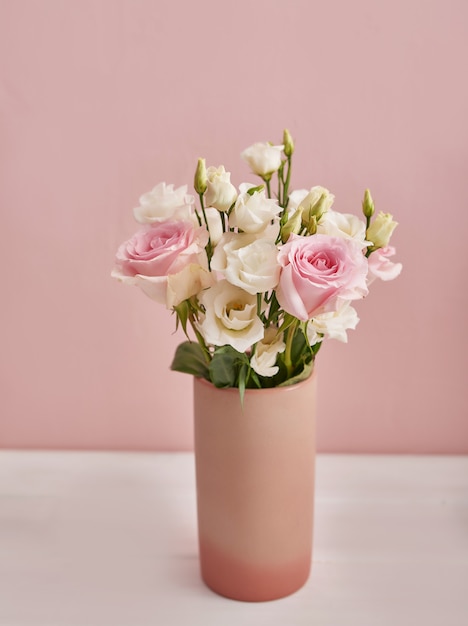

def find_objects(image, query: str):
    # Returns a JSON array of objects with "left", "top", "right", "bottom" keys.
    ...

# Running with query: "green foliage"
[
  {"left": 170, "top": 342, "right": 209, "bottom": 380},
  {"left": 209, "top": 346, "right": 249, "bottom": 387}
]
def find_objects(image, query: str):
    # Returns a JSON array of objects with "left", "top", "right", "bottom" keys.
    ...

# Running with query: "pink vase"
[{"left": 193, "top": 370, "right": 317, "bottom": 602}]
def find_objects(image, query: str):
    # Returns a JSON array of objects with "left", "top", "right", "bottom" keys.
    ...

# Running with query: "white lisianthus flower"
[
  {"left": 204, "top": 207, "right": 223, "bottom": 246},
  {"left": 287, "top": 189, "right": 308, "bottom": 211},
  {"left": 133, "top": 183, "right": 194, "bottom": 224},
  {"left": 211, "top": 232, "right": 280, "bottom": 295},
  {"left": 250, "top": 327, "right": 285, "bottom": 377},
  {"left": 198, "top": 281, "right": 264, "bottom": 353},
  {"left": 366, "top": 212, "right": 398, "bottom": 249},
  {"left": 288, "top": 186, "right": 335, "bottom": 213},
  {"left": 241, "top": 142, "right": 284, "bottom": 178},
  {"left": 204, "top": 166, "right": 238, "bottom": 212},
  {"left": 298, "top": 186, "right": 334, "bottom": 218},
  {"left": 229, "top": 185, "right": 281, "bottom": 234},
  {"left": 317, "top": 210, "right": 368, "bottom": 247},
  {"left": 307, "top": 300, "right": 360, "bottom": 346},
  {"left": 166, "top": 263, "right": 214, "bottom": 309}
]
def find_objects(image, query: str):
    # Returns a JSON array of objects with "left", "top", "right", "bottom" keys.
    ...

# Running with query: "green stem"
[
  {"left": 265, "top": 178, "right": 271, "bottom": 199},
  {"left": 278, "top": 163, "right": 284, "bottom": 206},
  {"left": 193, "top": 207, "right": 202, "bottom": 227},
  {"left": 283, "top": 156, "right": 292, "bottom": 207},
  {"left": 189, "top": 314, "right": 211, "bottom": 363},
  {"left": 284, "top": 321, "right": 297, "bottom": 377},
  {"left": 198, "top": 193, "right": 212, "bottom": 269}
]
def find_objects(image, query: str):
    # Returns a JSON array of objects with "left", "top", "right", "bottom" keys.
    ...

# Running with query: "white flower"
[
  {"left": 211, "top": 232, "right": 280, "bottom": 295},
  {"left": 133, "top": 183, "right": 194, "bottom": 224},
  {"left": 198, "top": 281, "right": 264, "bottom": 353},
  {"left": 250, "top": 327, "right": 285, "bottom": 377},
  {"left": 288, "top": 186, "right": 335, "bottom": 213},
  {"left": 241, "top": 142, "right": 284, "bottom": 177},
  {"left": 307, "top": 300, "right": 360, "bottom": 345},
  {"left": 204, "top": 166, "right": 238, "bottom": 212},
  {"left": 229, "top": 186, "right": 281, "bottom": 234},
  {"left": 366, "top": 212, "right": 398, "bottom": 249},
  {"left": 204, "top": 207, "right": 223, "bottom": 245},
  {"left": 317, "top": 210, "right": 368, "bottom": 247},
  {"left": 166, "top": 263, "right": 214, "bottom": 309}
]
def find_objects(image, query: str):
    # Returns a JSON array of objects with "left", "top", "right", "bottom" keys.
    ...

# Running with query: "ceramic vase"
[{"left": 193, "top": 370, "right": 317, "bottom": 602}]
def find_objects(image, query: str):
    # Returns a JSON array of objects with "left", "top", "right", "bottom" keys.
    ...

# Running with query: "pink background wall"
[{"left": 1, "top": 0, "right": 467, "bottom": 453}]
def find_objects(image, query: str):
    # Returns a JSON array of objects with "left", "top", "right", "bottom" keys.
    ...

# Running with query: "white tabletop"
[{"left": 0, "top": 452, "right": 467, "bottom": 626}]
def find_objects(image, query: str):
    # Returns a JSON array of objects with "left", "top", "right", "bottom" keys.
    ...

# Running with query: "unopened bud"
[
  {"left": 283, "top": 129, "right": 295, "bottom": 157},
  {"left": 307, "top": 215, "right": 317, "bottom": 235},
  {"left": 362, "top": 188, "right": 374, "bottom": 219},
  {"left": 194, "top": 158, "right": 207, "bottom": 195},
  {"left": 300, "top": 192, "right": 328, "bottom": 228},
  {"left": 280, "top": 209, "right": 302, "bottom": 243}
]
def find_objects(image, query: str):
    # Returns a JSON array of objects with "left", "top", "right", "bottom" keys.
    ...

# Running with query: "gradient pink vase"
[{"left": 193, "top": 370, "right": 317, "bottom": 602}]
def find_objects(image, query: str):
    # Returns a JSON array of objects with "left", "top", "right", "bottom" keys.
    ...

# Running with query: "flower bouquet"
[
  {"left": 112, "top": 130, "right": 402, "bottom": 601},
  {"left": 112, "top": 130, "right": 401, "bottom": 398}
]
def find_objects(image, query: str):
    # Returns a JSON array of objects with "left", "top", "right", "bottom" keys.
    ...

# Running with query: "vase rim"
[{"left": 193, "top": 368, "right": 316, "bottom": 395}]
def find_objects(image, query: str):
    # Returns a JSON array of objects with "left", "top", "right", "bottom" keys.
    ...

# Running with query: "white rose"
[
  {"left": 229, "top": 186, "right": 281, "bottom": 234},
  {"left": 204, "top": 166, "right": 238, "bottom": 212},
  {"left": 133, "top": 182, "right": 194, "bottom": 224},
  {"left": 307, "top": 300, "right": 359, "bottom": 345},
  {"left": 317, "top": 210, "right": 368, "bottom": 247},
  {"left": 241, "top": 142, "right": 284, "bottom": 177},
  {"left": 250, "top": 327, "right": 285, "bottom": 377},
  {"left": 211, "top": 232, "right": 280, "bottom": 295},
  {"left": 198, "top": 281, "right": 264, "bottom": 353}
]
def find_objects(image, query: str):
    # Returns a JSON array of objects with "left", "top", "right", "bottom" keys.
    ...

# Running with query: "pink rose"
[
  {"left": 367, "top": 246, "right": 402, "bottom": 283},
  {"left": 112, "top": 220, "right": 209, "bottom": 307},
  {"left": 276, "top": 234, "right": 369, "bottom": 321}
]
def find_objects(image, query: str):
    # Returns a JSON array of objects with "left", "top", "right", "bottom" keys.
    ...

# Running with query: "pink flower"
[
  {"left": 367, "top": 246, "right": 402, "bottom": 283},
  {"left": 112, "top": 220, "right": 210, "bottom": 307},
  {"left": 276, "top": 234, "right": 369, "bottom": 321}
]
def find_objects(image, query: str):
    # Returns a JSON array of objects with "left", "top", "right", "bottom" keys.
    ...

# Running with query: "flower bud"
[
  {"left": 194, "top": 158, "right": 207, "bottom": 195},
  {"left": 241, "top": 142, "right": 284, "bottom": 178},
  {"left": 366, "top": 212, "right": 398, "bottom": 250},
  {"left": 280, "top": 209, "right": 302, "bottom": 243},
  {"left": 283, "top": 129, "right": 295, "bottom": 157},
  {"left": 300, "top": 192, "right": 328, "bottom": 228},
  {"left": 362, "top": 189, "right": 374, "bottom": 219},
  {"left": 306, "top": 215, "right": 317, "bottom": 235},
  {"left": 204, "top": 165, "right": 237, "bottom": 212}
]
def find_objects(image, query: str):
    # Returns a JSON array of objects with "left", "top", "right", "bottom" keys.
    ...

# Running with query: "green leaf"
[
  {"left": 278, "top": 313, "right": 298, "bottom": 335},
  {"left": 278, "top": 361, "right": 314, "bottom": 387},
  {"left": 238, "top": 363, "right": 248, "bottom": 407},
  {"left": 209, "top": 346, "right": 242, "bottom": 387},
  {"left": 312, "top": 340, "right": 323, "bottom": 356},
  {"left": 170, "top": 341, "right": 209, "bottom": 379},
  {"left": 266, "top": 292, "right": 281, "bottom": 325},
  {"left": 246, "top": 184, "right": 265, "bottom": 196},
  {"left": 173, "top": 301, "right": 190, "bottom": 340},
  {"left": 291, "top": 328, "right": 309, "bottom": 364}
]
